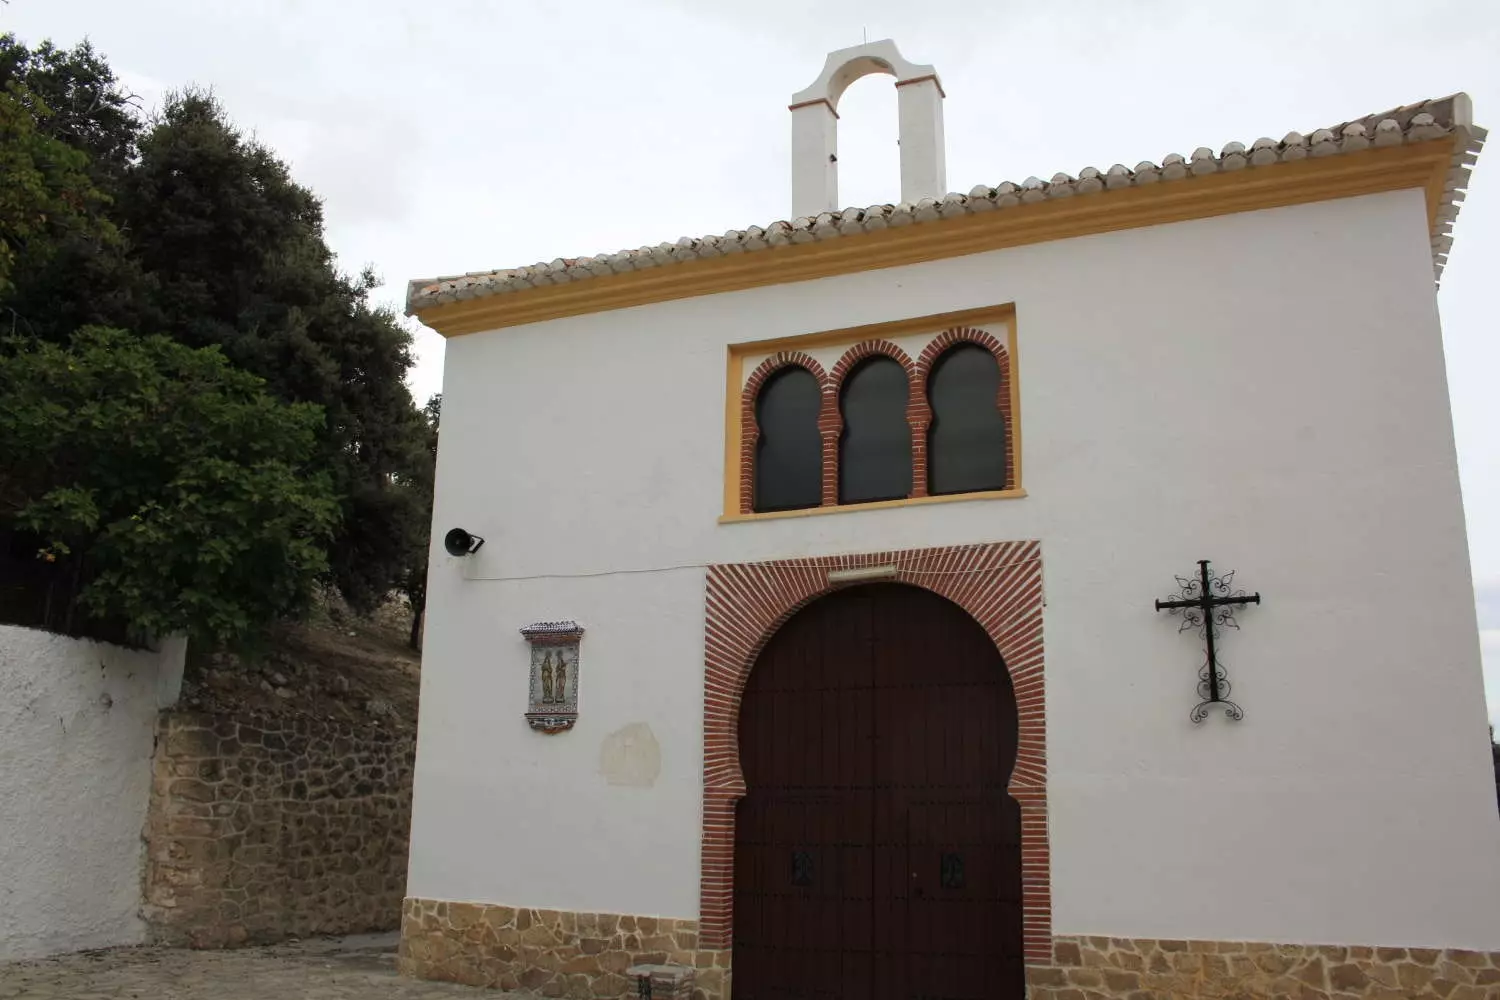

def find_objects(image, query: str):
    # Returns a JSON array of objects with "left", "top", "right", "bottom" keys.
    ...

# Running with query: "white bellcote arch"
[{"left": 789, "top": 39, "right": 947, "bottom": 219}]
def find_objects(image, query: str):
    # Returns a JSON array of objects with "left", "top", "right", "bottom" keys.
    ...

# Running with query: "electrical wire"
[{"left": 459, "top": 551, "right": 1042, "bottom": 584}]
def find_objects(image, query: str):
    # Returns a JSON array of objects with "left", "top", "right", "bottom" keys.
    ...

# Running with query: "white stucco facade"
[
  {"left": 0, "top": 626, "right": 184, "bottom": 961},
  {"left": 409, "top": 187, "right": 1500, "bottom": 951}
]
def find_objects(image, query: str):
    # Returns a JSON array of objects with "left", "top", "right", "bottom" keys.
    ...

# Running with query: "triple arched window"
[{"left": 748, "top": 333, "right": 1014, "bottom": 515}]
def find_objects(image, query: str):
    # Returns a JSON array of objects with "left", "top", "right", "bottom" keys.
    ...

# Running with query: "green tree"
[
  {"left": 0, "top": 35, "right": 432, "bottom": 621},
  {"left": 0, "top": 35, "right": 141, "bottom": 187},
  {"left": 0, "top": 36, "right": 152, "bottom": 354},
  {"left": 0, "top": 327, "right": 340, "bottom": 644},
  {"left": 399, "top": 393, "right": 440, "bottom": 650},
  {"left": 119, "top": 91, "right": 428, "bottom": 612},
  {"left": 0, "top": 81, "right": 110, "bottom": 301}
]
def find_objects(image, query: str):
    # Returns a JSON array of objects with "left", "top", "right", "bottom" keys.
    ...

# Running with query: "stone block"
[
  {"left": 1328, "top": 962, "right": 1368, "bottom": 990},
  {"left": 519, "top": 965, "right": 552, "bottom": 990},
  {"left": 1294, "top": 955, "right": 1327, "bottom": 988},
  {"left": 521, "top": 924, "right": 560, "bottom": 947},
  {"left": 1067, "top": 968, "right": 1102, "bottom": 988},
  {"left": 448, "top": 902, "right": 482, "bottom": 930},
  {"left": 627, "top": 963, "right": 696, "bottom": 1000},
  {"left": 1053, "top": 940, "right": 1082, "bottom": 966},
  {"left": 483, "top": 904, "right": 517, "bottom": 930},
  {"left": 590, "top": 973, "right": 629, "bottom": 997},
  {"left": 559, "top": 955, "right": 601, "bottom": 976},
  {"left": 165, "top": 727, "right": 218, "bottom": 757},
  {"left": 1447, "top": 949, "right": 1492, "bottom": 968},
  {"left": 1450, "top": 986, "right": 1494, "bottom": 1000},
  {"left": 1026, "top": 966, "right": 1068, "bottom": 987},
  {"left": 1397, "top": 962, "right": 1438, "bottom": 990}
]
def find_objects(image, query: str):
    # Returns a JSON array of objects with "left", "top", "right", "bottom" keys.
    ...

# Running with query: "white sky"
[{"left": 7, "top": 0, "right": 1499, "bottom": 723}]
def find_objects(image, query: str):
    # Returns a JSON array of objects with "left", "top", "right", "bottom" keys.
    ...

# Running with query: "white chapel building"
[{"left": 400, "top": 42, "right": 1500, "bottom": 1000}]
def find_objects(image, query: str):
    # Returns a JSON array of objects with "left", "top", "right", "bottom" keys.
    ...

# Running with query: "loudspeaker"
[{"left": 443, "top": 528, "right": 485, "bottom": 557}]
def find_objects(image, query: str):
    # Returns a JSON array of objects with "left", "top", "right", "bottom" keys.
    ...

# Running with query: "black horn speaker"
[{"left": 443, "top": 528, "right": 485, "bottom": 557}]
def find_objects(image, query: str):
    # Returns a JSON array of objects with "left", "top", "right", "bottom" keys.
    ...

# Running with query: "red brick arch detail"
[
  {"left": 828, "top": 338, "right": 918, "bottom": 387},
  {"left": 739, "top": 352, "right": 833, "bottom": 515},
  {"left": 916, "top": 326, "right": 1017, "bottom": 491},
  {"left": 700, "top": 541, "right": 1050, "bottom": 963},
  {"left": 828, "top": 340, "right": 928, "bottom": 499}
]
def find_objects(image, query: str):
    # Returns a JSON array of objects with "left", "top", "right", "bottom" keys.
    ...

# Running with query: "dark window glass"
[
  {"left": 753, "top": 366, "right": 822, "bottom": 512},
  {"left": 927, "top": 344, "right": 1007, "bottom": 495},
  {"left": 839, "top": 357, "right": 912, "bottom": 504}
]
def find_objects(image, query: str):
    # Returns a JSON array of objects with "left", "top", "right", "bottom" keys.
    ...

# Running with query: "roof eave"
[{"left": 407, "top": 95, "right": 1482, "bottom": 332}]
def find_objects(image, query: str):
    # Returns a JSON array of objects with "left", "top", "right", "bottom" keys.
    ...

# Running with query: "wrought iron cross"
[{"left": 1154, "top": 560, "right": 1260, "bottom": 722}]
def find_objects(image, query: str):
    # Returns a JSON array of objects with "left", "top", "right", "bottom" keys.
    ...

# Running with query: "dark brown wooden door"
[{"left": 733, "top": 584, "right": 1023, "bottom": 1000}]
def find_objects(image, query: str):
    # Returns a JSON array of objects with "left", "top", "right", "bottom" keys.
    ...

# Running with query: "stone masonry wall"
[
  {"left": 399, "top": 899, "right": 729, "bottom": 1000},
  {"left": 1027, "top": 936, "right": 1500, "bottom": 999},
  {"left": 400, "top": 908, "right": 1500, "bottom": 1000},
  {"left": 143, "top": 709, "right": 414, "bottom": 947}
]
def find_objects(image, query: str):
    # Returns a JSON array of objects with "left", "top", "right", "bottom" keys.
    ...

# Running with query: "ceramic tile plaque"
[{"left": 520, "top": 620, "right": 583, "bottom": 733}]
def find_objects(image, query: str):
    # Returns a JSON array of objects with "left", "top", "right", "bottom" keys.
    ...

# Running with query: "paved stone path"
[{"left": 0, "top": 933, "right": 508, "bottom": 999}]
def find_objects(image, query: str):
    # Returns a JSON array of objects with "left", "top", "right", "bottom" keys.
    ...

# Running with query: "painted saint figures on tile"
[{"left": 520, "top": 621, "right": 583, "bottom": 733}]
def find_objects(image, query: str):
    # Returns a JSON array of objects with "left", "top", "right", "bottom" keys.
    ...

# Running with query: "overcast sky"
[{"left": 7, "top": 0, "right": 1499, "bottom": 721}]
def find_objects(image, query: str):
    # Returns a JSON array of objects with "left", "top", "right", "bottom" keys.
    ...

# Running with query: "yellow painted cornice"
[{"left": 415, "top": 139, "right": 1454, "bottom": 338}]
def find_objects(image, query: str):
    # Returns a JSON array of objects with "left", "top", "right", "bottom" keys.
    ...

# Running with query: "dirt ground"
[
  {"left": 177, "top": 592, "right": 423, "bottom": 729},
  {"left": 0, "top": 934, "right": 504, "bottom": 999}
]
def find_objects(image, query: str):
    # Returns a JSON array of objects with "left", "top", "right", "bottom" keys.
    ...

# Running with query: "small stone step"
[{"left": 624, "top": 962, "right": 694, "bottom": 1000}]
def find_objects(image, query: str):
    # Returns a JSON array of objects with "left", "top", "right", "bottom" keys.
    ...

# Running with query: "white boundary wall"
[{"left": 0, "top": 625, "right": 184, "bottom": 961}]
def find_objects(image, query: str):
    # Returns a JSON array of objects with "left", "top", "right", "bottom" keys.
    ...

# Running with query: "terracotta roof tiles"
[{"left": 407, "top": 95, "right": 1483, "bottom": 316}]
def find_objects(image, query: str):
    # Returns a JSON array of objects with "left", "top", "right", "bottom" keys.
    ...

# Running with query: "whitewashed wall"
[
  {"left": 411, "top": 188, "right": 1500, "bottom": 950},
  {"left": 0, "top": 626, "right": 184, "bottom": 961}
]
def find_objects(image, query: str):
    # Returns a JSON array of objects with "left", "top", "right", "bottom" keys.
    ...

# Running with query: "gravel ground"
[{"left": 0, "top": 933, "right": 505, "bottom": 1000}]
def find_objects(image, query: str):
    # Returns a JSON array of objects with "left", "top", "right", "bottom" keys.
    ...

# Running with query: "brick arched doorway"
[
  {"left": 701, "top": 541, "right": 1049, "bottom": 968},
  {"left": 733, "top": 582, "right": 1025, "bottom": 999}
]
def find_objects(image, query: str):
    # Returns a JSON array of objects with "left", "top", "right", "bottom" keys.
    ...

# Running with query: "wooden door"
[{"left": 733, "top": 584, "right": 1023, "bottom": 1000}]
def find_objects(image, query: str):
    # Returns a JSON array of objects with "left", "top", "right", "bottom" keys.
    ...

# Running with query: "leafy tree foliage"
[
  {"left": 117, "top": 90, "right": 429, "bottom": 611},
  {"left": 0, "top": 81, "right": 111, "bottom": 300},
  {"left": 0, "top": 35, "right": 139, "bottom": 186},
  {"left": 0, "top": 328, "right": 339, "bottom": 644},
  {"left": 0, "top": 34, "right": 434, "bottom": 625},
  {"left": 400, "top": 394, "right": 441, "bottom": 649},
  {"left": 0, "top": 36, "right": 146, "bottom": 338}
]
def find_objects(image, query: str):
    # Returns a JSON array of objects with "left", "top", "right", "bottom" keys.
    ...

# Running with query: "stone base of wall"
[
  {"left": 398, "top": 898, "right": 728, "bottom": 1000},
  {"left": 1028, "top": 936, "right": 1500, "bottom": 999},
  {"left": 400, "top": 909, "right": 1500, "bottom": 1000}
]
